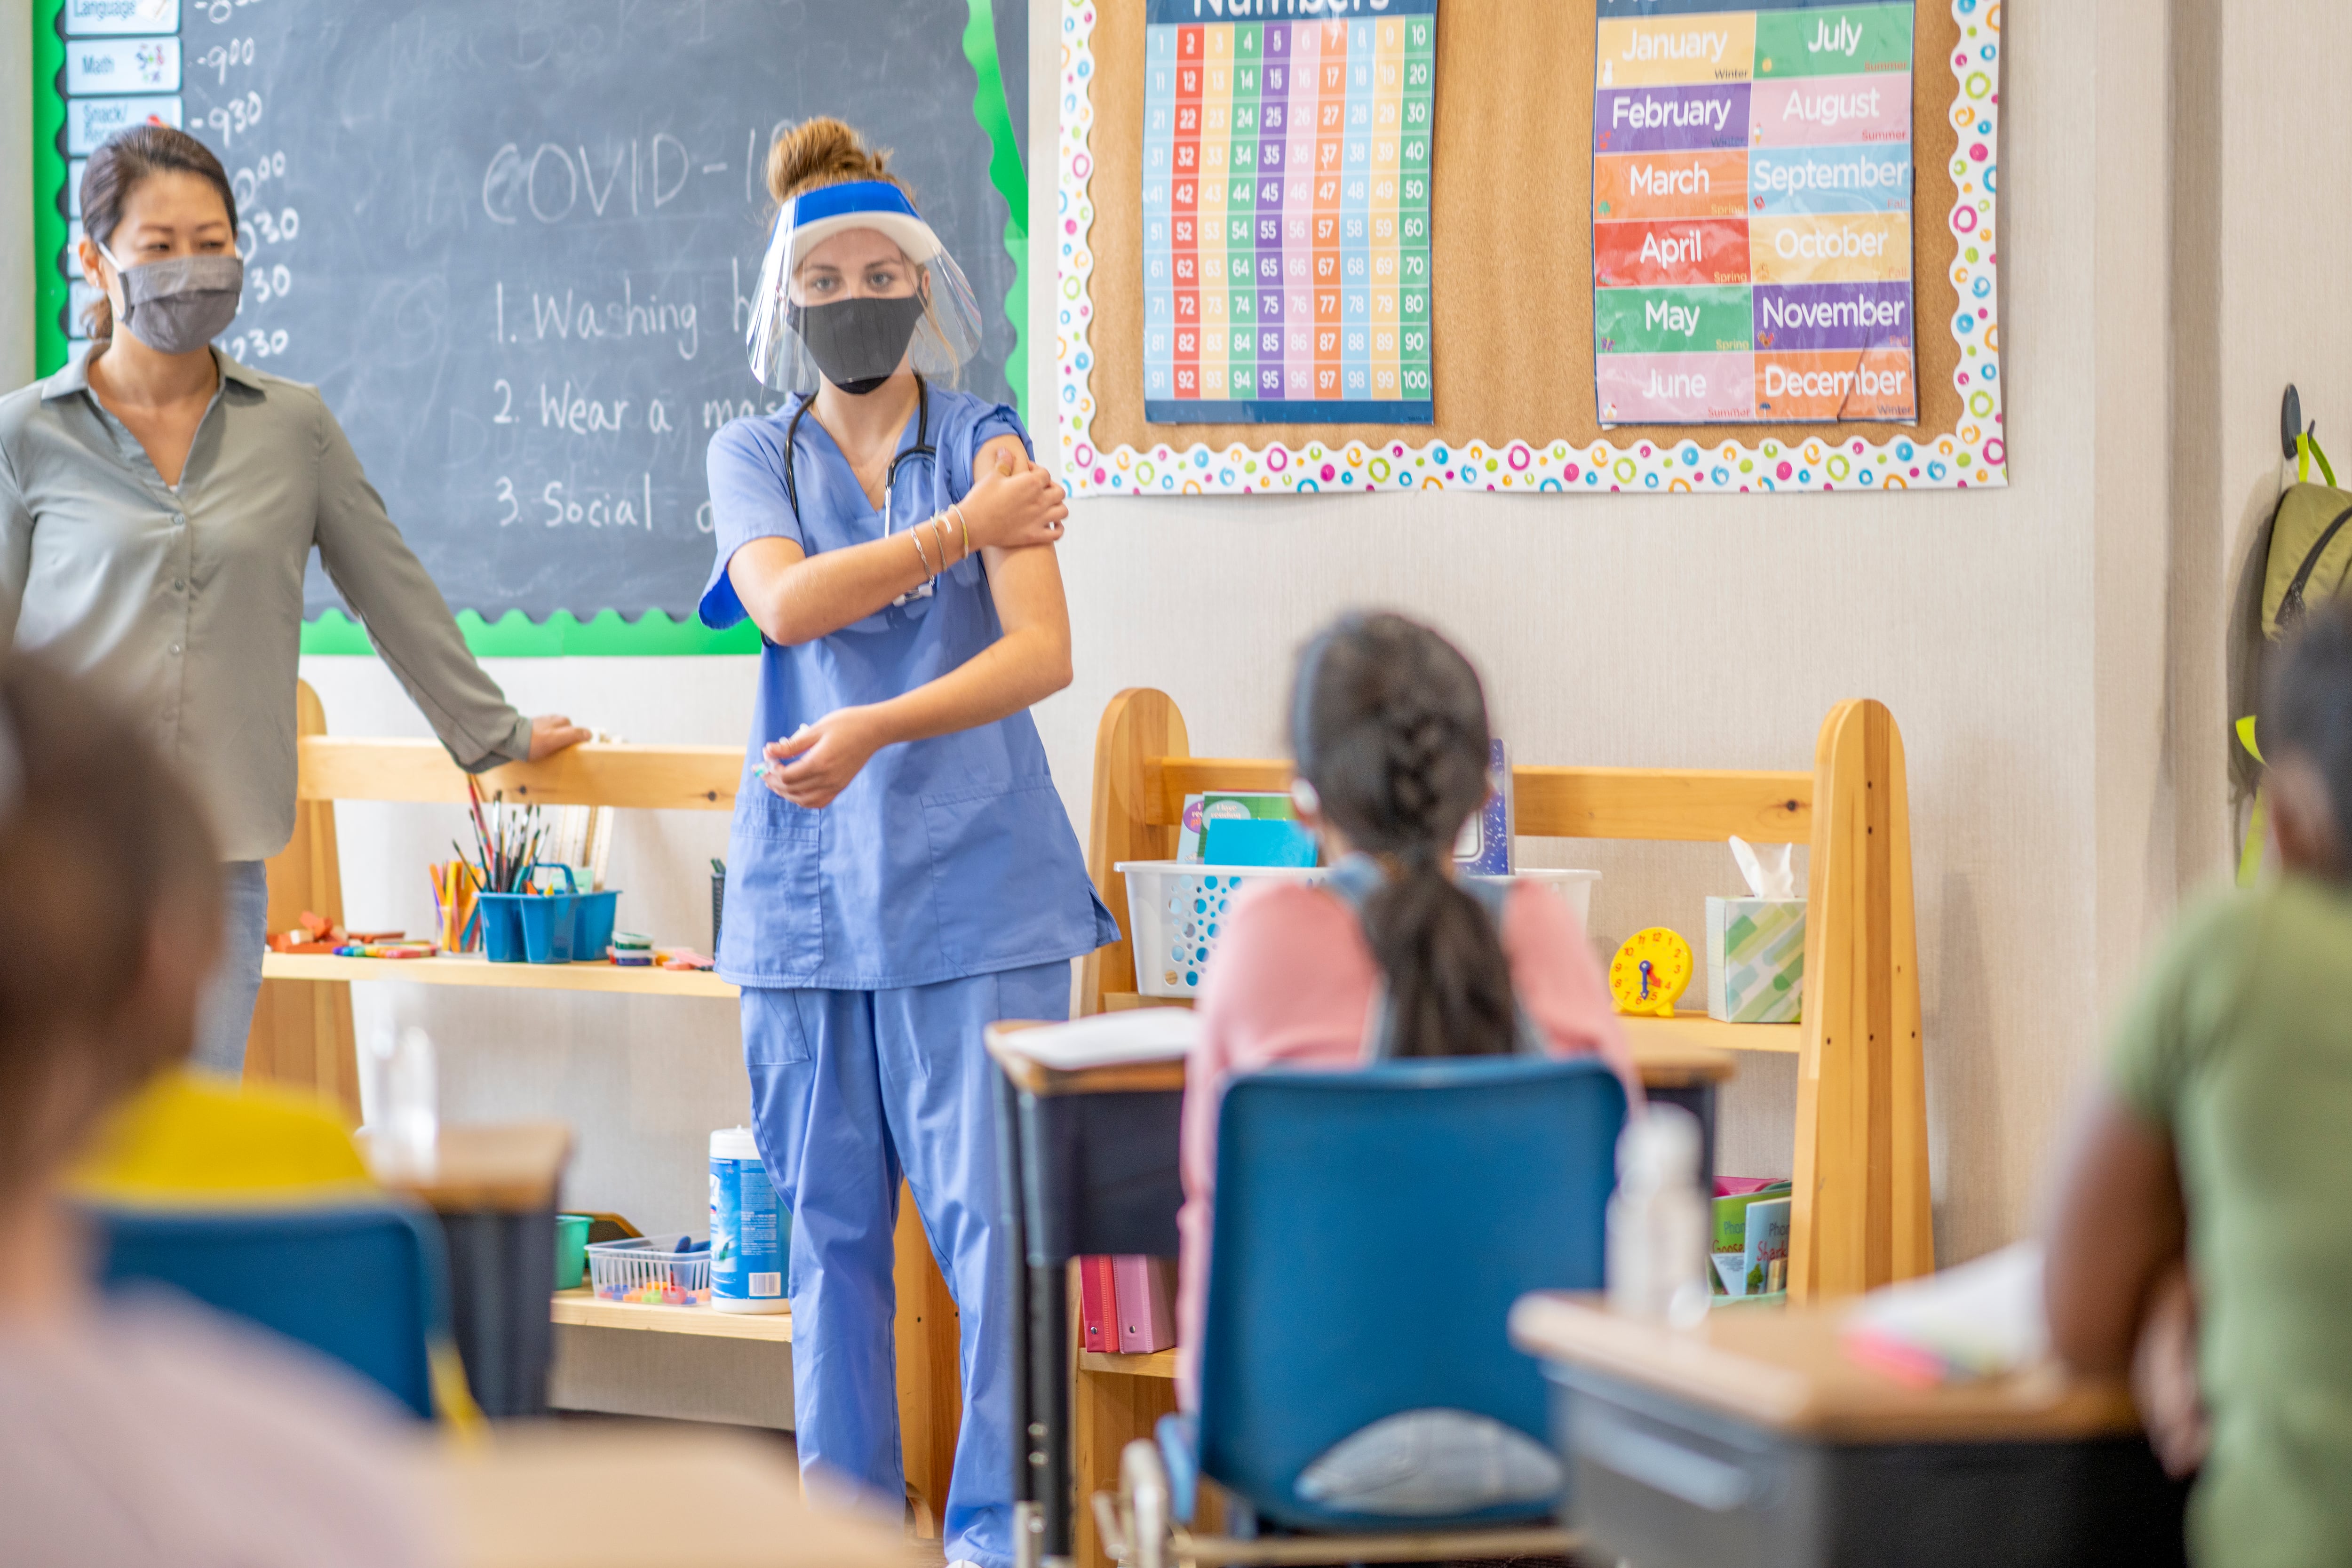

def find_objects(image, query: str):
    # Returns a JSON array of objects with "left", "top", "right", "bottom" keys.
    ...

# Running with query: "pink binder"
[
  {"left": 1114, "top": 1255, "right": 1176, "bottom": 1353},
  {"left": 1079, "top": 1256, "right": 1118, "bottom": 1354}
]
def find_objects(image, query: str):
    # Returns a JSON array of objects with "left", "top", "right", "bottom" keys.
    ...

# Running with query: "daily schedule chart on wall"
[
  {"left": 1141, "top": 0, "right": 1436, "bottom": 426},
  {"left": 1592, "top": 0, "right": 1916, "bottom": 426}
]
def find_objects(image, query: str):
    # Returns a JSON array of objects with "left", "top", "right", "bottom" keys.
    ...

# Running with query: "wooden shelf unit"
[
  {"left": 1079, "top": 688, "right": 1930, "bottom": 1304},
  {"left": 551, "top": 1288, "right": 793, "bottom": 1344},
  {"left": 1100, "top": 993, "right": 1798, "bottom": 1058},
  {"left": 249, "top": 682, "right": 963, "bottom": 1535},
  {"left": 1079, "top": 1348, "right": 1178, "bottom": 1380},
  {"left": 261, "top": 951, "right": 736, "bottom": 998}
]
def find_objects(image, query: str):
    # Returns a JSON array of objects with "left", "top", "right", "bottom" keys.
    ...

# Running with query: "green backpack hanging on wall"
[
  {"left": 2235, "top": 397, "right": 2352, "bottom": 882},
  {"left": 2259, "top": 480, "right": 2352, "bottom": 639}
]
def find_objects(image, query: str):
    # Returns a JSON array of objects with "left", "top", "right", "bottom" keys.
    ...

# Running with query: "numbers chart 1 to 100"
[{"left": 1142, "top": 0, "right": 1437, "bottom": 427}]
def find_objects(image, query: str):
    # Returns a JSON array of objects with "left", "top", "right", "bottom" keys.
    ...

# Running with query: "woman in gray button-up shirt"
[{"left": 0, "top": 126, "right": 587, "bottom": 1077}]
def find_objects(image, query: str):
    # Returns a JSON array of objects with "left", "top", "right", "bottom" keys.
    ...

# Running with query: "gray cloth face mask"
[{"left": 98, "top": 242, "right": 244, "bottom": 353}]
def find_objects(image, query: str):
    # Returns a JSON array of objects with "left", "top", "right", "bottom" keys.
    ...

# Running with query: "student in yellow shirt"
[
  {"left": 0, "top": 653, "right": 428, "bottom": 1568},
  {"left": 2045, "top": 602, "right": 2352, "bottom": 1568}
]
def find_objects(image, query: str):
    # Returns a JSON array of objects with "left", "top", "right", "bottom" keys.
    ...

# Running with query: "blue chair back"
[
  {"left": 1196, "top": 1057, "right": 1627, "bottom": 1532},
  {"left": 91, "top": 1202, "right": 450, "bottom": 1419}
]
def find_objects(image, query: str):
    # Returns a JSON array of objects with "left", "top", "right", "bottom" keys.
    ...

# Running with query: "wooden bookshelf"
[
  {"left": 1620, "top": 1013, "right": 1800, "bottom": 1057},
  {"left": 261, "top": 952, "right": 735, "bottom": 999},
  {"left": 1080, "top": 1348, "right": 1178, "bottom": 1380},
  {"left": 1098, "top": 993, "right": 1793, "bottom": 1057},
  {"left": 550, "top": 1288, "right": 792, "bottom": 1343}
]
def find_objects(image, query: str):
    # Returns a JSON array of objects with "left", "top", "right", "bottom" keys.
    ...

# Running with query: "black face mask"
[{"left": 788, "top": 294, "right": 926, "bottom": 395}]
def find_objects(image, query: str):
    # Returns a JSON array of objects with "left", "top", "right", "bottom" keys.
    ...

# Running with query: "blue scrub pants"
[{"left": 741, "top": 961, "right": 1071, "bottom": 1568}]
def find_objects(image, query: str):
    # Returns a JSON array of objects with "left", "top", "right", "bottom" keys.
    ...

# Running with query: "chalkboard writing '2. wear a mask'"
[
  {"left": 97, "top": 244, "right": 243, "bottom": 355},
  {"left": 785, "top": 295, "right": 928, "bottom": 396}
]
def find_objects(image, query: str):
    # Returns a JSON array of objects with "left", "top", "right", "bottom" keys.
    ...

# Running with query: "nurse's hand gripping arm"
[
  {"left": 762, "top": 468, "right": 1074, "bottom": 808},
  {"left": 725, "top": 438, "right": 1069, "bottom": 648}
]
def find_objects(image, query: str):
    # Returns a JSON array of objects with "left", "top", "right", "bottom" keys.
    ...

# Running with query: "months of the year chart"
[{"left": 1142, "top": 0, "right": 1437, "bottom": 426}]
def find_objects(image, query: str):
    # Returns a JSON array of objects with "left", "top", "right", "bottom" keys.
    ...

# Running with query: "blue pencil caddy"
[
  {"left": 475, "top": 897, "right": 528, "bottom": 963},
  {"left": 571, "top": 890, "right": 620, "bottom": 961},
  {"left": 515, "top": 865, "right": 579, "bottom": 964}
]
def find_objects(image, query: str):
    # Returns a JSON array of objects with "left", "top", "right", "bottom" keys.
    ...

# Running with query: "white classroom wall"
[{"left": 4, "top": 0, "right": 2338, "bottom": 1266}]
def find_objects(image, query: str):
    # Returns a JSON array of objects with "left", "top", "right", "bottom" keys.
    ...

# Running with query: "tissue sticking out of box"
[{"left": 1730, "top": 835, "right": 1796, "bottom": 900}]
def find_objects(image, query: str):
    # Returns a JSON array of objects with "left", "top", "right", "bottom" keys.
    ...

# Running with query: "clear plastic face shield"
[{"left": 745, "top": 180, "right": 985, "bottom": 398}]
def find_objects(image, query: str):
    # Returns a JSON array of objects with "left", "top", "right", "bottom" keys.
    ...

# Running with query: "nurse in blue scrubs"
[{"left": 698, "top": 120, "right": 1117, "bottom": 1568}]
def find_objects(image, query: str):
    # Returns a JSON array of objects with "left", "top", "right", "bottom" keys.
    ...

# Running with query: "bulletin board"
[{"left": 1051, "top": 0, "right": 2004, "bottom": 496}]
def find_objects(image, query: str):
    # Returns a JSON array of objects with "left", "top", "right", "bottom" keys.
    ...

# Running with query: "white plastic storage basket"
[
  {"left": 1116, "top": 861, "right": 1326, "bottom": 998},
  {"left": 1116, "top": 862, "right": 1602, "bottom": 1000},
  {"left": 586, "top": 1235, "right": 712, "bottom": 1306},
  {"left": 1475, "top": 868, "right": 1601, "bottom": 931}
]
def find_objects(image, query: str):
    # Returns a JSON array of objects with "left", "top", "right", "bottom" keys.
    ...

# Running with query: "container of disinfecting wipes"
[{"left": 709, "top": 1127, "right": 788, "bottom": 1314}]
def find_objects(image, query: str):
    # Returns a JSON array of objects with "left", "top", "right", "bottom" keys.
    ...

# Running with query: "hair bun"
[{"left": 766, "top": 117, "right": 899, "bottom": 205}]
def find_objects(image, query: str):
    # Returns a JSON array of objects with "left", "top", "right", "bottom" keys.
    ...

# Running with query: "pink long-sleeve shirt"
[{"left": 1175, "top": 877, "right": 1634, "bottom": 1405}]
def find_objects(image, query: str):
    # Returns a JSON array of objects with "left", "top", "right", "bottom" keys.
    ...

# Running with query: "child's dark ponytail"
[{"left": 1292, "top": 613, "right": 1517, "bottom": 1059}]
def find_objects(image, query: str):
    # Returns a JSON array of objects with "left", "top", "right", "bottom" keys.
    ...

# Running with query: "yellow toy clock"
[{"left": 1609, "top": 928, "right": 1694, "bottom": 1019}]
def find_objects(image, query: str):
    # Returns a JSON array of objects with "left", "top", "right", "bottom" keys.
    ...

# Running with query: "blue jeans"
[{"left": 191, "top": 860, "right": 270, "bottom": 1078}]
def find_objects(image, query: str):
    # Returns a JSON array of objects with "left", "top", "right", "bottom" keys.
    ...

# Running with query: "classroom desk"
[
  {"left": 986, "top": 1024, "right": 1736, "bottom": 1568},
  {"left": 422, "top": 1425, "right": 914, "bottom": 1568},
  {"left": 1508, "top": 1294, "right": 2188, "bottom": 1568},
  {"left": 362, "top": 1122, "right": 572, "bottom": 1419}
]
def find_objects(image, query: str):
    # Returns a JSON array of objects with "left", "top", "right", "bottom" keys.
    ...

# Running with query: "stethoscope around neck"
[{"left": 783, "top": 374, "right": 938, "bottom": 605}]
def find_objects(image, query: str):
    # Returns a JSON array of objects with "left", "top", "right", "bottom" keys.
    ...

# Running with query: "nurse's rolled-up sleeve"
[
  {"left": 700, "top": 419, "right": 803, "bottom": 630},
  {"left": 0, "top": 445, "right": 29, "bottom": 648},
  {"left": 309, "top": 397, "right": 532, "bottom": 771},
  {"left": 946, "top": 404, "right": 1033, "bottom": 503}
]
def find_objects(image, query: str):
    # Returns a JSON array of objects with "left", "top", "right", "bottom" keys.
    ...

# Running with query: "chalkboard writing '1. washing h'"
[{"left": 141, "top": 0, "right": 1023, "bottom": 622}]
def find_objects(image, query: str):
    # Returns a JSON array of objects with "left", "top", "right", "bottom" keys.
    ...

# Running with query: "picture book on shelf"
[
  {"left": 1711, "top": 1178, "right": 1793, "bottom": 1296},
  {"left": 1178, "top": 792, "right": 1303, "bottom": 864}
]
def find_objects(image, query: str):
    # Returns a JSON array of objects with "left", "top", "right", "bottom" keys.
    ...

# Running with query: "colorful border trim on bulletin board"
[{"left": 1051, "top": 0, "right": 2005, "bottom": 496}]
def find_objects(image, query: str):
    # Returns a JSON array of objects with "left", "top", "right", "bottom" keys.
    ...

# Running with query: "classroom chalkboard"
[{"left": 75, "top": 0, "right": 1025, "bottom": 623}]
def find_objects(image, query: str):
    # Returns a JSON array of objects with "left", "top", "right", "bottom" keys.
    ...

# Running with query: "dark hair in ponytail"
[
  {"left": 1291, "top": 612, "right": 1516, "bottom": 1059},
  {"left": 78, "top": 125, "right": 239, "bottom": 342}
]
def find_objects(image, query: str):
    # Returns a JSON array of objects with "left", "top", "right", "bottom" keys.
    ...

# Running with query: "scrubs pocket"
[
  {"left": 722, "top": 796, "right": 824, "bottom": 982},
  {"left": 920, "top": 780, "right": 1096, "bottom": 971},
  {"left": 740, "top": 987, "right": 813, "bottom": 1067}
]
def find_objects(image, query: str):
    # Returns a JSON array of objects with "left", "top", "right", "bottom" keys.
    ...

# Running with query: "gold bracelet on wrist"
[{"left": 950, "top": 501, "right": 973, "bottom": 561}]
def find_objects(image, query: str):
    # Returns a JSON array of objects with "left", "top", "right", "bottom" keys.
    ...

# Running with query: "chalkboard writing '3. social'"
[{"left": 171, "top": 0, "right": 1018, "bottom": 621}]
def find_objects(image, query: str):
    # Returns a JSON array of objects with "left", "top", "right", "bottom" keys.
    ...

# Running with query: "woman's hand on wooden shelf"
[{"left": 529, "top": 714, "right": 593, "bottom": 761}]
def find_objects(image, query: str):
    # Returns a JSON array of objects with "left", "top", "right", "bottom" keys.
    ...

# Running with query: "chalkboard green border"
[
  {"left": 24, "top": 0, "right": 1028, "bottom": 657},
  {"left": 31, "top": 0, "right": 66, "bottom": 375}
]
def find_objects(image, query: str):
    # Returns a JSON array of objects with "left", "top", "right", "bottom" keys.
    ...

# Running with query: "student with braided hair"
[{"left": 1174, "top": 611, "right": 1635, "bottom": 1403}]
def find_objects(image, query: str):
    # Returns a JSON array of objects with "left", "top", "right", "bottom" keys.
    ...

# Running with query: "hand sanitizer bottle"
[{"left": 1608, "top": 1104, "right": 1711, "bottom": 1328}]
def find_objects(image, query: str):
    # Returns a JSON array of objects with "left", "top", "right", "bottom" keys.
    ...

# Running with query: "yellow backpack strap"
[
  {"left": 2298, "top": 429, "right": 2338, "bottom": 489},
  {"left": 2237, "top": 716, "right": 2268, "bottom": 888}
]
